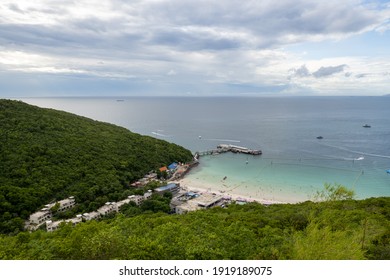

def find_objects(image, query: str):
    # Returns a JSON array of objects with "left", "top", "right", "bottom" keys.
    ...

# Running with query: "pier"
[{"left": 196, "top": 144, "right": 262, "bottom": 158}]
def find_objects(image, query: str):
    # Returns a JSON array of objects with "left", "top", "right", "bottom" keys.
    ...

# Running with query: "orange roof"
[{"left": 159, "top": 166, "right": 168, "bottom": 172}]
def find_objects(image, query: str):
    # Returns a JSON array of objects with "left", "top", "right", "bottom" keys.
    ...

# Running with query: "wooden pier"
[{"left": 195, "top": 144, "right": 262, "bottom": 158}]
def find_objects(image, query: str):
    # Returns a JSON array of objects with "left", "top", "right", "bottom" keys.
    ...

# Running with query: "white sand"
[{"left": 175, "top": 177, "right": 287, "bottom": 205}]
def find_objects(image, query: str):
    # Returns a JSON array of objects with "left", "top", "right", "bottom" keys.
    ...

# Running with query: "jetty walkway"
[{"left": 195, "top": 144, "right": 262, "bottom": 158}]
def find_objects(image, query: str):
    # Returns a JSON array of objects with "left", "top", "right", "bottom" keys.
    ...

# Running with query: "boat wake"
[
  {"left": 151, "top": 131, "right": 170, "bottom": 137},
  {"left": 319, "top": 143, "right": 390, "bottom": 159},
  {"left": 202, "top": 138, "right": 241, "bottom": 143}
]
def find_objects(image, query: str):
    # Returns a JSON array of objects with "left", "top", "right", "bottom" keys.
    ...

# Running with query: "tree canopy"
[
  {"left": 0, "top": 99, "right": 193, "bottom": 234},
  {"left": 0, "top": 197, "right": 389, "bottom": 260}
]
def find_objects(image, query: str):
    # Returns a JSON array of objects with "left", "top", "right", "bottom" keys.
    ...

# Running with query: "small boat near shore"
[
  {"left": 363, "top": 124, "right": 371, "bottom": 128},
  {"left": 316, "top": 136, "right": 323, "bottom": 139}
]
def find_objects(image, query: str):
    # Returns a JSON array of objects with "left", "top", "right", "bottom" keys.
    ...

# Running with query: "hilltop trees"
[
  {"left": 0, "top": 100, "right": 193, "bottom": 234},
  {"left": 0, "top": 197, "right": 388, "bottom": 260}
]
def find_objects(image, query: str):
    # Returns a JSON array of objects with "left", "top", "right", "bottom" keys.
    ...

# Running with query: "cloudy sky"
[{"left": 1, "top": 0, "right": 389, "bottom": 97}]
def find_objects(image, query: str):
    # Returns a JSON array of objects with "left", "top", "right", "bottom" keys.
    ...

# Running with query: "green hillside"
[
  {"left": 0, "top": 99, "right": 193, "bottom": 234},
  {"left": 0, "top": 197, "right": 389, "bottom": 260}
]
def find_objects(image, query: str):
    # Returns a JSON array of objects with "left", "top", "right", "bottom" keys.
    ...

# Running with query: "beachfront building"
[
  {"left": 171, "top": 192, "right": 224, "bottom": 214},
  {"left": 159, "top": 166, "right": 168, "bottom": 173},
  {"left": 155, "top": 183, "right": 180, "bottom": 195},
  {"left": 168, "top": 162, "right": 178, "bottom": 170},
  {"left": 130, "top": 172, "right": 159, "bottom": 187}
]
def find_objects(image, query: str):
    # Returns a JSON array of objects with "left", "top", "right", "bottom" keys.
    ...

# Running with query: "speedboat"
[
  {"left": 363, "top": 124, "right": 371, "bottom": 128},
  {"left": 316, "top": 136, "right": 323, "bottom": 139}
]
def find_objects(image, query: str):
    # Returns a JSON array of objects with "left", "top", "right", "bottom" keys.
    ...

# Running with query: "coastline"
[{"left": 176, "top": 176, "right": 292, "bottom": 205}]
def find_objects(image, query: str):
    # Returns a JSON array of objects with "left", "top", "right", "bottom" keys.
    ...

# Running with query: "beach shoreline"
[{"left": 175, "top": 176, "right": 296, "bottom": 205}]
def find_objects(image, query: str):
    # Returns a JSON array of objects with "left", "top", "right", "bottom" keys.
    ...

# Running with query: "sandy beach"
[{"left": 176, "top": 176, "right": 289, "bottom": 205}]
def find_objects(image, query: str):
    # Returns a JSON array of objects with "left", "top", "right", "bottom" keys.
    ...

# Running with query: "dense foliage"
[
  {"left": 0, "top": 99, "right": 193, "bottom": 234},
  {"left": 0, "top": 197, "right": 389, "bottom": 260}
]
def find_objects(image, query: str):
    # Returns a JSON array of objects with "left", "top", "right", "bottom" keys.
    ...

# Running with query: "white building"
[
  {"left": 29, "top": 209, "right": 52, "bottom": 225},
  {"left": 65, "top": 215, "right": 82, "bottom": 226},
  {"left": 128, "top": 195, "right": 144, "bottom": 205},
  {"left": 46, "top": 196, "right": 76, "bottom": 212},
  {"left": 172, "top": 192, "right": 224, "bottom": 214},
  {"left": 46, "top": 215, "right": 83, "bottom": 232},
  {"left": 46, "top": 220, "right": 63, "bottom": 232},
  {"left": 97, "top": 202, "right": 118, "bottom": 216},
  {"left": 82, "top": 211, "right": 101, "bottom": 221}
]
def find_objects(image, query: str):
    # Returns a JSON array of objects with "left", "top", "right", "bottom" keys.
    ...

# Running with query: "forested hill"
[{"left": 0, "top": 99, "right": 193, "bottom": 234}]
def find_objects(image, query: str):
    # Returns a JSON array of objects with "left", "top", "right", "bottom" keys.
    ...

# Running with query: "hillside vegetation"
[
  {"left": 0, "top": 99, "right": 193, "bottom": 234},
  {"left": 0, "top": 197, "right": 389, "bottom": 259}
]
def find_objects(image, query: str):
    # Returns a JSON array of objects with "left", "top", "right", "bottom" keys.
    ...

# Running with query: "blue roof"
[
  {"left": 155, "top": 183, "right": 178, "bottom": 192},
  {"left": 168, "top": 162, "right": 178, "bottom": 170}
]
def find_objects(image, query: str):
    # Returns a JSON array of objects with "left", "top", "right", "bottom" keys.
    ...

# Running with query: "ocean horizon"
[{"left": 19, "top": 96, "right": 390, "bottom": 202}]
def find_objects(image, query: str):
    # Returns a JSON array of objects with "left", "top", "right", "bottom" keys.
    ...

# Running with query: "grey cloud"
[
  {"left": 1, "top": 1, "right": 387, "bottom": 54},
  {"left": 150, "top": 28, "right": 242, "bottom": 51},
  {"left": 355, "top": 73, "right": 368, "bottom": 78},
  {"left": 312, "top": 64, "right": 348, "bottom": 78},
  {"left": 8, "top": 3, "right": 25, "bottom": 14},
  {"left": 106, "top": 0, "right": 387, "bottom": 50},
  {"left": 289, "top": 65, "right": 311, "bottom": 77},
  {"left": 290, "top": 64, "right": 349, "bottom": 78}
]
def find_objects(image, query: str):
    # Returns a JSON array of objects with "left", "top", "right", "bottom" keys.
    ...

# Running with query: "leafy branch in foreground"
[{"left": 314, "top": 183, "right": 355, "bottom": 202}]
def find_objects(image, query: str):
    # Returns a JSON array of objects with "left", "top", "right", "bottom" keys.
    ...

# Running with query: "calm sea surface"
[{"left": 21, "top": 96, "right": 390, "bottom": 202}]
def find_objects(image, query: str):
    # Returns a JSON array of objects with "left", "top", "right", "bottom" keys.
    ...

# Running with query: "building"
[
  {"left": 46, "top": 220, "right": 63, "bottom": 232},
  {"left": 58, "top": 196, "right": 76, "bottom": 211},
  {"left": 46, "top": 216, "right": 83, "bottom": 232},
  {"left": 97, "top": 202, "right": 118, "bottom": 216},
  {"left": 130, "top": 172, "right": 158, "bottom": 187},
  {"left": 128, "top": 195, "right": 144, "bottom": 206},
  {"left": 171, "top": 192, "right": 224, "bottom": 214},
  {"left": 168, "top": 162, "right": 178, "bottom": 170},
  {"left": 82, "top": 211, "right": 100, "bottom": 221},
  {"left": 65, "top": 215, "right": 83, "bottom": 226},
  {"left": 155, "top": 183, "right": 180, "bottom": 195},
  {"left": 45, "top": 196, "right": 76, "bottom": 212},
  {"left": 29, "top": 209, "right": 52, "bottom": 225},
  {"left": 159, "top": 166, "right": 168, "bottom": 173}
]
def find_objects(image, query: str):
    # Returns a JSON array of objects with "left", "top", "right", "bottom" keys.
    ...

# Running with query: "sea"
[{"left": 20, "top": 96, "right": 390, "bottom": 203}]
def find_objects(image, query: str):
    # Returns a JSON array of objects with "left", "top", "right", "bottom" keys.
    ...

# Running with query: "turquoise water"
[{"left": 21, "top": 96, "right": 390, "bottom": 202}]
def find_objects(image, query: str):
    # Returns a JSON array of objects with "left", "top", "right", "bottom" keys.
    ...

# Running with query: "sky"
[{"left": 0, "top": 0, "right": 389, "bottom": 97}]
